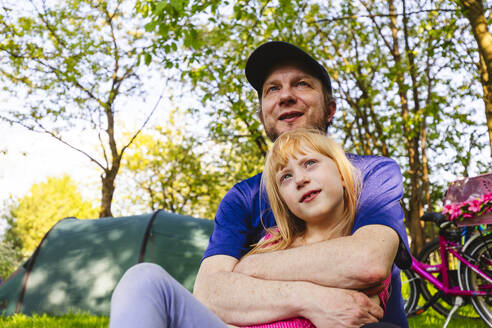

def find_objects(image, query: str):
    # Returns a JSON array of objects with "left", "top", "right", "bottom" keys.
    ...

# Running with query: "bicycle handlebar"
[
  {"left": 420, "top": 212, "right": 457, "bottom": 232},
  {"left": 420, "top": 212, "right": 446, "bottom": 224}
]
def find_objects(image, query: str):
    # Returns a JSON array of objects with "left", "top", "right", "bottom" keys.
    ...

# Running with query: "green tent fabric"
[{"left": 0, "top": 210, "right": 214, "bottom": 316}]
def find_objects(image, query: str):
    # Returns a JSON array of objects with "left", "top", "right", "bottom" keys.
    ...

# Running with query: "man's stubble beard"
[
  {"left": 260, "top": 91, "right": 334, "bottom": 141},
  {"left": 263, "top": 114, "right": 330, "bottom": 142}
]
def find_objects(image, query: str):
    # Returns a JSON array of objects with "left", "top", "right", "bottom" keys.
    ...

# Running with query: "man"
[
  {"left": 194, "top": 41, "right": 410, "bottom": 327},
  {"left": 110, "top": 41, "right": 410, "bottom": 328}
]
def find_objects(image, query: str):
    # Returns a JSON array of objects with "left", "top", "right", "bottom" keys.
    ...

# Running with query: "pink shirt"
[{"left": 244, "top": 317, "right": 314, "bottom": 328}]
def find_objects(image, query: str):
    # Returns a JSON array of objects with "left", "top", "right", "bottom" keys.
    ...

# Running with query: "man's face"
[{"left": 259, "top": 63, "right": 335, "bottom": 141}]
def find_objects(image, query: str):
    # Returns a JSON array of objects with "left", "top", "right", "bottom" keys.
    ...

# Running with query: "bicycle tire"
[
  {"left": 417, "top": 238, "right": 479, "bottom": 319},
  {"left": 400, "top": 269, "right": 419, "bottom": 315},
  {"left": 460, "top": 234, "right": 492, "bottom": 327}
]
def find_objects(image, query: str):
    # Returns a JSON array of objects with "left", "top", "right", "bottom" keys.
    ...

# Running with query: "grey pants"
[
  {"left": 109, "top": 263, "right": 228, "bottom": 328},
  {"left": 109, "top": 263, "right": 400, "bottom": 328}
]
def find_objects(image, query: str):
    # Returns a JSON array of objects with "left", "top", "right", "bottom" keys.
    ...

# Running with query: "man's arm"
[
  {"left": 196, "top": 159, "right": 403, "bottom": 326},
  {"left": 233, "top": 224, "right": 399, "bottom": 290},
  {"left": 193, "top": 254, "right": 383, "bottom": 328},
  {"left": 233, "top": 157, "right": 408, "bottom": 290}
]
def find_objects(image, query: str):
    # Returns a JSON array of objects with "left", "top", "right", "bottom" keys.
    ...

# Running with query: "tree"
[
  {"left": 456, "top": 0, "right": 492, "bottom": 155},
  {"left": 313, "top": 0, "right": 470, "bottom": 252},
  {"left": 0, "top": 198, "right": 22, "bottom": 279},
  {"left": 7, "top": 175, "right": 99, "bottom": 257},
  {"left": 118, "top": 107, "right": 240, "bottom": 218},
  {"left": 137, "top": 0, "right": 268, "bottom": 184},
  {"left": 120, "top": 121, "right": 226, "bottom": 219},
  {"left": 0, "top": 240, "right": 22, "bottom": 280},
  {"left": 0, "top": 0, "right": 161, "bottom": 217},
  {"left": 140, "top": 0, "right": 490, "bottom": 252}
]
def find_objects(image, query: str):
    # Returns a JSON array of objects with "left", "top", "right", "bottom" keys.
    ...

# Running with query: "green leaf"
[{"left": 144, "top": 52, "right": 152, "bottom": 65}]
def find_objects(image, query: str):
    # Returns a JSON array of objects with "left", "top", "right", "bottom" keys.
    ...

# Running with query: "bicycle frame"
[{"left": 411, "top": 234, "right": 492, "bottom": 296}]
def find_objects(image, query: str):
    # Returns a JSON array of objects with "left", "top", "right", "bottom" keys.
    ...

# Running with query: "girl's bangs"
[{"left": 270, "top": 135, "right": 315, "bottom": 172}]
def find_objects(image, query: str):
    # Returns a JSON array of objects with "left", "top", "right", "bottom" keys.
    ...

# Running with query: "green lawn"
[
  {"left": 0, "top": 311, "right": 486, "bottom": 327},
  {"left": 0, "top": 313, "right": 109, "bottom": 328},
  {"left": 408, "top": 308, "right": 486, "bottom": 327}
]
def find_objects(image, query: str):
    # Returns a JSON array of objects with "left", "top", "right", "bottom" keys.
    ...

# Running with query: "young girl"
[{"left": 243, "top": 128, "right": 390, "bottom": 328}]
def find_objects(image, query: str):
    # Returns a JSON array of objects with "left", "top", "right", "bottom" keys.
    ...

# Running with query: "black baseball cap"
[{"left": 245, "top": 41, "right": 332, "bottom": 97}]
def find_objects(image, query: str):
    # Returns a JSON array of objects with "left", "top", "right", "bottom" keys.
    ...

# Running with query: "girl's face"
[{"left": 276, "top": 148, "right": 345, "bottom": 227}]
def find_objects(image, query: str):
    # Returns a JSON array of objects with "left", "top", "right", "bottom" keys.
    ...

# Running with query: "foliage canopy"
[
  {"left": 120, "top": 113, "right": 227, "bottom": 219},
  {"left": 8, "top": 175, "right": 98, "bottom": 258},
  {"left": 0, "top": 0, "right": 162, "bottom": 217},
  {"left": 138, "top": 0, "right": 491, "bottom": 251}
]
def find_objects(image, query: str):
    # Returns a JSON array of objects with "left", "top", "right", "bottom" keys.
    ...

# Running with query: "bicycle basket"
[{"left": 444, "top": 172, "right": 492, "bottom": 227}]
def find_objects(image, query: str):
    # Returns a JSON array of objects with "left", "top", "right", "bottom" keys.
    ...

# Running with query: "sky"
[
  {"left": 0, "top": 121, "right": 97, "bottom": 201},
  {"left": 0, "top": 121, "right": 88, "bottom": 235}
]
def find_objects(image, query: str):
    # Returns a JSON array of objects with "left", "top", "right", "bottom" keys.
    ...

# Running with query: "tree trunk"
[
  {"left": 407, "top": 137, "right": 425, "bottom": 254},
  {"left": 422, "top": 131, "right": 435, "bottom": 242},
  {"left": 387, "top": 0, "right": 426, "bottom": 253},
  {"left": 99, "top": 104, "right": 121, "bottom": 218},
  {"left": 402, "top": 0, "right": 426, "bottom": 253},
  {"left": 459, "top": 0, "right": 492, "bottom": 155},
  {"left": 100, "top": 167, "right": 118, "bottom": 217}
]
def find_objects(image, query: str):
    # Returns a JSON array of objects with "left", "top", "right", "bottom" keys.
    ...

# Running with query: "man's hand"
[
  {"left": 298, "top": 282, "right": 383, "bottom": 328},
  {"left": 234, "top": 225, "right": 399, "bottom": 290}
]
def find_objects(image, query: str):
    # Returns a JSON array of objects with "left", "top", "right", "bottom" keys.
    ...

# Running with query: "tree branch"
[
  {"left": 3, "top": 116, "right": 106, "bottom": 171},
  {"left": 121, "top": 82, "right": 167, "bottom": 155},
  {"left": 312, "top": 7, "right": 472, "bottom": 24},
  {"left": 32, "top": 0, "right": 67, "bottom": 49},
  {"left": 358, "top": 0, "right": 394, "bottom": 58}
]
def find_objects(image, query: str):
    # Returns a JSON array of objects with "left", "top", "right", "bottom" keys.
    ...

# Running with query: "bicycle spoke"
[
  {"left": 418, "top": 239, "right": 479, "bottom": 319},
  {"left": 461, "top": 234, "right": 492, "bottom": 326}
]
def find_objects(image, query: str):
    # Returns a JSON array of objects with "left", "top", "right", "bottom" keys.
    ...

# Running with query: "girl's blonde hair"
[{"left": 249, "top": 128, "right": 361, "bottom": 255}]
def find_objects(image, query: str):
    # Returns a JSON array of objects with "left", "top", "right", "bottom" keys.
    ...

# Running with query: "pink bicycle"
[{"left": 401, "top": 173, "right": 492, "bottom": 327}]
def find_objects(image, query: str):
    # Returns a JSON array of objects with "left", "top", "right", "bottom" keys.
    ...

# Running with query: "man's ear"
[
  {"left": 326, "top": 100, "right": 336, "bottom": 124},
  {"left": 257, "top": 105, "right": 265, "bottom": 124}
]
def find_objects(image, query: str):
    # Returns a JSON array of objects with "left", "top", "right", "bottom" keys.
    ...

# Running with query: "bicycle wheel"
[
  {"left": 417, "top": 238, "right": 479, "bottom": 319},
  {"left": 400, "top": 269, "right": 419, "bottom": 315},
  {"left": 460, "top": 234, "right": 492, "bottom": 326}
]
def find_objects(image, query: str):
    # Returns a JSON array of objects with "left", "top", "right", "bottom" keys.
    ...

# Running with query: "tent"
[{"left": 0, "top": 210, "right": 214, "bottom": 316}]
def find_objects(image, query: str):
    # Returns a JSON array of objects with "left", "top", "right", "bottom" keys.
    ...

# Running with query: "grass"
[
  {"left": 408, "top": 307, "right": 486, "bottom": 327},
  {"left": 0, "top": 313, "right": 109, "bottom": 328},
  {"left": 0, "top": 311, "right": 486, "bottom": 328}
]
